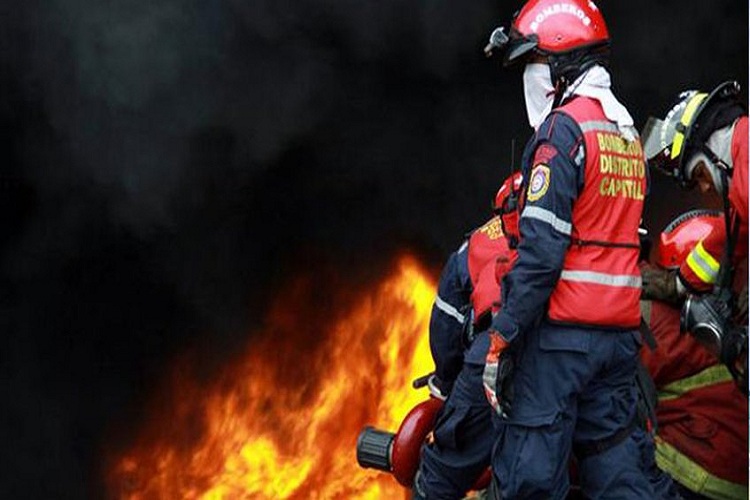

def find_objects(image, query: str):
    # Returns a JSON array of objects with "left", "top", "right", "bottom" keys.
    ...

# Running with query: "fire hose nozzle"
[{"left": 356, "top": 426, "right": 394, "bottom": 472}]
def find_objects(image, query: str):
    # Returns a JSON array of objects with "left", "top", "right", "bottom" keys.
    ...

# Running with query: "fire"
[{"left": 109, "top": 255, "right": 437, "bottom": 499}]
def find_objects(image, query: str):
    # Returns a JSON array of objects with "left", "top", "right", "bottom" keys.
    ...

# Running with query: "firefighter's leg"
[
  {"left": 416, "top": 360, "right": 497, "bottom": 500},
  {"left": 490, "top": 322, "right": 592, "bottom": 499},
  {"left": 575, "top": 330, "right": 655, "bottom": 499},
  {"left": 491, "top": 414, "right": 575, "bottom": 499},
  {"left": 633, "top": 426, "right": 682, "bottom": 499}
]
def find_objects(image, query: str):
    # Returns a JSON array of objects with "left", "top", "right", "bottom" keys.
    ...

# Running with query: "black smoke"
[{"left": 2, "top": 1, "right": 747, "bottom": 497}]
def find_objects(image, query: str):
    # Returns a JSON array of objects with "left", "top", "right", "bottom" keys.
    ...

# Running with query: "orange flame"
[{"left": 109, "top": 255, "right": 437, "bottom": 499}]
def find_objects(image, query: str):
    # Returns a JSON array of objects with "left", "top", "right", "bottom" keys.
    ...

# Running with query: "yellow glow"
[{"left": 110, "top": 255, "right": 437, "bottom": 499}]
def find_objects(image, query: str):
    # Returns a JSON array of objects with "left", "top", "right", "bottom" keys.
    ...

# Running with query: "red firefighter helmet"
[
  {"left": 493, "top": 171, "right": 523, "bottom": 213},
  {"left": 509, "top": 0, "right": 609, "bottom": 59},
  {"left": 484, "top": 0, "right": 610, "bottom": 94},
  {"left": 656, "top": 209, "right": 723, "bottom": 269}
]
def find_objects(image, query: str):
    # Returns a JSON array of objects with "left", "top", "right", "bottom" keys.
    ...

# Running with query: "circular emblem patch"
[{"left": 527, "top": 164, "right": 551, "bottom": 202}]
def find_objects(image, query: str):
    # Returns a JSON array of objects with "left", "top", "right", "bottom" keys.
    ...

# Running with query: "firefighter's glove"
[
  {"left": 641, "top": 265, "right": 681, "bottom": 306},
  {"left": 483, "top": 331, "right": 514, "bottom": 418}
]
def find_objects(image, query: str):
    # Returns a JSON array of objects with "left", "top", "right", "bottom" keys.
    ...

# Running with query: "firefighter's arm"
[
  {"left": 490, "top": 113, "right": 583, "bottom": 342},
  {"left": 677, "top": 225, "right": 725, "bottom": 294},
  {"left": 429, "top": 245, "right": 472, "bottom": 390},
  {"left": 641, "top": 264, "right": 681, "bottom": 305}
]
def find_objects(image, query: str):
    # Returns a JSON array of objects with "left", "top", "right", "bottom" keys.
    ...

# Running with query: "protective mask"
[{"left": 523, "top": 63, "right": 555, "bottom": 130}]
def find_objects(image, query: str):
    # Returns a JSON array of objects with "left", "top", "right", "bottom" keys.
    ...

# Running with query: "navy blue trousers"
[
  {"left": 416, "top": 332, "right": 496, "bottom": 499},
  {"left": 490, "top": 321, "right": 656, "bottom": 499}
]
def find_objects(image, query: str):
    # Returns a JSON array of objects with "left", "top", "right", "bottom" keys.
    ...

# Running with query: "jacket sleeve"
[
  {"left": 429, "top": 242, "right": 472, "bottom": 387},
  {"left": 491, "top": 112, "right": 585, "bottom": 341}
]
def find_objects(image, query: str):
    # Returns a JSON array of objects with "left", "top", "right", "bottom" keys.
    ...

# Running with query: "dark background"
[{"left": 2, "top": 1, "right": 747, "bottom": 498}]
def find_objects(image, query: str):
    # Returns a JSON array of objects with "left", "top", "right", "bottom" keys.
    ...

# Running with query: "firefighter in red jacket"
[
  {"left": 481, "top": 0, "right": 653, "bottom": 497},
  {"left": 641, "top": 82, "right": 748, "bottom": 389},
  {"left": 418, "top": 171, "right": 676, "bottom": 499},
  {"left": 414, "top": 173, "right": 520, "bottom": 500},
  {"left": 641, "top": 209, "right": 748, "bottom": 499}
]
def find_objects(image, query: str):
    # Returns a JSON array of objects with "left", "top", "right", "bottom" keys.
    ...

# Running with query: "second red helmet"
[{"left": 656, "top": 209, "right": 723, "bottom": 269}]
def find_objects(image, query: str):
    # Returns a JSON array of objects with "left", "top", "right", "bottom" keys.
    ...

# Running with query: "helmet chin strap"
[
  {"left": 714, "top": 165, "right": 736, "bottom": 297},
  {"left": 692, "top": 144, "right": 736, "bottom": 298},
  {"left": 551, "top": 76, "right": 568, "bottom": 109},
  {"left": 547, "top": 43, "right": 609, "bottom": 109},
  {"left": 707, "top": 161, "right": 725, "bottom": 197},
  {"left": 684, "top": 120, "right": 737, "bottom": 192},
  {"left": 702, "top": 143, "right": 733, "bottom": 196}
]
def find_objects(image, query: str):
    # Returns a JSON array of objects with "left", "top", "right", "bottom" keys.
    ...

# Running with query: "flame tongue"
[{"left": 110, "top": 256, "right": 436, "bottom": 499}]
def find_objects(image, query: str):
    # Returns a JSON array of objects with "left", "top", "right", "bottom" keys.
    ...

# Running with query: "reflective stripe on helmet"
[
  {"left": 685, "top": 240, "right": 721, "bottom": 285},
  {"left": 559, "top": 270, "right": 641, "bottom": 288},
  {"left": 654, "top": 436, "right": 748, "bottom": 499},
  {"left": 671, "top": 92, "right": 708, "bottom": 160},
  {"left": 521, "top": 206, "right": 572, "bottom": 235},
  {"left": 433, "top": 295, "right": 465, "bottom": 324},
  {"left": 657, "top": 364, "right": 733, "bottom": 402}
]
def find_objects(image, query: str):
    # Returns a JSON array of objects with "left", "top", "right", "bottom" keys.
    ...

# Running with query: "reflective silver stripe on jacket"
[
  {"left": 560, "top": 270, "right": 642, "bottom": 288},
  {"left": 434, "top": 295, "right": 465, "bottom": 324},
  {"left": 522, "top": 206, "right": 572, "bottom": 235},
  {"left": 578, "top": 120, "right": 619, "bottom": 134}
]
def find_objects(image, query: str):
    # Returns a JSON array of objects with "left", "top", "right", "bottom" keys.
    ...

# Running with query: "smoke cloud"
[{"left": 2, "top": 0, "right": 747, "bottom": 497}]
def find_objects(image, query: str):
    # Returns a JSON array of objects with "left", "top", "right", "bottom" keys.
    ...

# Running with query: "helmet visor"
[
  {"left": 641, "top": 116, "right": 674, "bottom": 162},
  {"left": 641, "top": 116, "right": 679, "bottom": 177},
  {"left": 503, "top": 33, "right": 539, "bottom": 66},
  {"left": 484, "top": 25, "right": 539, "bottom": 65}
]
